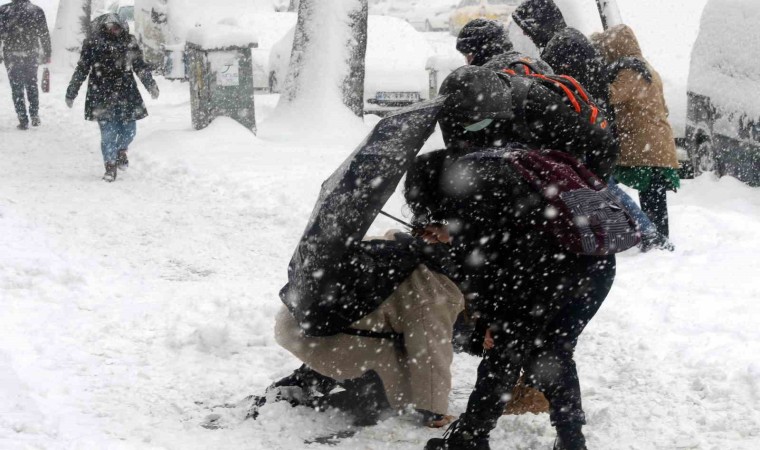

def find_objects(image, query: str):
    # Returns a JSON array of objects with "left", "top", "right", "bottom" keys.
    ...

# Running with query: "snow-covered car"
[
  {"left": 449, "top": 0, "right": 521, "bottom": 35},
  {"left": 370, "top": 0, "right": 458, "bottom": 32},
  {"left": 685, "top": 0, "right": 760, "bottom": 185},
  {"left": 269, "top": 15, "right": 433, "bottom": 115}
]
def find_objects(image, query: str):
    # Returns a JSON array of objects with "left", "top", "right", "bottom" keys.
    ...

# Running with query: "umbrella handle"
[{"left": 379, "top": 210, "right": 414, "bottom": 229}]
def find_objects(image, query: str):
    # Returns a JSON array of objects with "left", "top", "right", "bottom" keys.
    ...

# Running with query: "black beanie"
[
  {"left": 456, "top": 19, "right": 513, "bottom": 66},
  {"left": 439, "top": 66, "right": 513, "bottom": 123}
]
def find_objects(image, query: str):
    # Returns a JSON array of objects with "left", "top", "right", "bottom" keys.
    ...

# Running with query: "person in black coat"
[
  {"left": 420, "top": 66, "right": 617, "bottom": 450},
  {"left": 512, "top": 0, "right": 610, "bottom": 112},
  {"left": 66, "top": 13, "right": 159, "bottom": 182},
  {"left": 456, "top": 18, "right": 553, "bottom": 74},
  {"left": 0, "top": 0, "right": 51, "bottom": 129}
]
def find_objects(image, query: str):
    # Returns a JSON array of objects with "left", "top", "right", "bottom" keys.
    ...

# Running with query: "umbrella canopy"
[{"left": 280, "top": 96, "right": 447, "bottom": 337}]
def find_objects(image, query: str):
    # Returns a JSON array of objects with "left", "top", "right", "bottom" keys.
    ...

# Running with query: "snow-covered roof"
[{"left": 688, "top": 0, "right": 760, "bottom": 117}]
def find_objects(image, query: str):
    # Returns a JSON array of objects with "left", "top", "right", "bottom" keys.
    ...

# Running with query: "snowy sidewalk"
[{"left": 1, "top": 70, "right": 760, "bottom": 449}]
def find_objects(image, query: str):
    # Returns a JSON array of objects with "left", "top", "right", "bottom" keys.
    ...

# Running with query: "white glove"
[{"left": 150, "top": 86, "right": 160, "bottom": 100}]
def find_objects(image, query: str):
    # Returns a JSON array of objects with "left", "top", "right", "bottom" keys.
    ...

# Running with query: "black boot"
[
  {"left": 31, "top": 116, "right": 41, "bottom": 127},
  {"left": 271, "top": 364, "right": 338, "bottom": 395},
  {"left": 117, "top": 149, "right": 129, "bottom": 170},
  {"left": 103, "top": 162, "right": 117, "bottom": 182},
  {"left": 317, "top": 370, "right": 392, "bottom": 426},
  {"left": 245, "top": 365, "right": 338, "bottom": 420},
  {"left": 553, "top": 423, "right": 587, "bottom": 450},
  {"left": 425, "top": 420, "right": 491, "bottom": 450}
]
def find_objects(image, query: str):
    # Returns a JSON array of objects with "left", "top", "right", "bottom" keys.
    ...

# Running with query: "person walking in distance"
[
  {"left": 0, "top": 0, "right": 51, "bottom": 130},
  {"left": 65, "top": 13, "right": 159, "bottom": 182}
]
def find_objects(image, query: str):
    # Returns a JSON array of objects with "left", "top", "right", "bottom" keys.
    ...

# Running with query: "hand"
[
  {"left": 483, "top": 328, "right": 495, "bottom": 350},
  {"left": 149, "top": 86, "right": 160, "bottom": 100},
  {"left": 418, "top": 223, "right": 451, "bottom": 244},
  {"left": 65, "top": 98, "right": 74, "bottom": 108}
]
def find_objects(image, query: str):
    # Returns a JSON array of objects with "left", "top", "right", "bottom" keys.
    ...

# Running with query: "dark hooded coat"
[
  {"left": 512, "top": 0, "right": 610, "bottom": 111},
  {"left": 66, "top": 14, "right": 157, "bottom": 122},
  {"left": 0, "top": 0, "right": 51, "bottom": 60}
]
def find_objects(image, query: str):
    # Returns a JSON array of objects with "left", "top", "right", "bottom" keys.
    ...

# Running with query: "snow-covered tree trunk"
[
  {"left": 280, "top": 0, "right": 369, "bottom": 118},
  {"left": 52, "top": 0, "right": 92, "bottom": 68}
]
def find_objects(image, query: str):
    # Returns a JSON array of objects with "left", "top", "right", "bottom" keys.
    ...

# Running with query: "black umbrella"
[{"left": 280, "top": 96, "right": 447, "bottom": 337}]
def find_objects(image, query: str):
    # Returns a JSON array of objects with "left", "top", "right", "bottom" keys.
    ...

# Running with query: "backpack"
[
  {"left": 499, "top": 60, "right": 609, "bottom": 133},
  {"left": 503, "top": 149, "right": 640, "bottom": 255}
]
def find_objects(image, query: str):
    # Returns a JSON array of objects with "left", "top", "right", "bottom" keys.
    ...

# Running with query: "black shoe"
[
  {"left": 117, "top": 149, "right": 129, "bottom": 170},
  {"left": 640, "top": 232, "right": 675, "bottom": 252},
  {"left": 103, "top": 162, "right": 117, "bottom": 182},
  {"left": 17, "top": 121, "right": 29, "bottom": 130},
  {"left": 553, "top": 424, "right": 587, "bottom": 450},
  {"left": 31, "top": 116, "right": 41, "bottom": 127},
  {"left": 425, "top": 420, "right": 491, "bottom": 450}
]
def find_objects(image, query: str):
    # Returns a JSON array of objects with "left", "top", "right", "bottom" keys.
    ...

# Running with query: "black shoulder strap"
[
  {"left": 608, "top": 57, "right": 653, "bottom": 84},
  {"left": 503, "top": 75, "right": 535, "bottom": 142}
]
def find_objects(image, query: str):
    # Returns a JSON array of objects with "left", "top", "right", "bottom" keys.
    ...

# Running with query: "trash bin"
[{"left": 186, "top": 32, "right": 258, "bottom": 133}]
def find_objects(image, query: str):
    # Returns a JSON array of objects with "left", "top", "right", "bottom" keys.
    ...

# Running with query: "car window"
[
  {"left": 458, "top": 0, "right": 479, "bottom": 7},
  {"left": 118, "top": 6, "right": 135, "bottom": 22}
]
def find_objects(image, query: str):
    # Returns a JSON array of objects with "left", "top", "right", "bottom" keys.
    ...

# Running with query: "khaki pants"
[{"left": 275, "top": 264, "right": 464, "bottom": 415}]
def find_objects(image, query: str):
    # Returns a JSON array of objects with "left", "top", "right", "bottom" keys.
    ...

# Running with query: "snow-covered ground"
[
  {"left": 2, "top": 1, "right": 760, "bottom": 448},
  {"left": 2, "top": 62, "right": 760, "bottom": 450}
]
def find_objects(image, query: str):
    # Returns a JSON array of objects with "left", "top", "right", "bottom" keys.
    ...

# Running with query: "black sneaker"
[
  {"left": 117, "top": 149, "right": 129, "bottom": 170},
  {"left": 31, "top": 116, "right": 41, "bottom": 127},
  {"left": 425, "top": 420, "right": 491, "bottom": 450}
]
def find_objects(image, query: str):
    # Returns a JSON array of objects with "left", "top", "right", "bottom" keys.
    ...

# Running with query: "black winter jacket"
[
  {"left": 438, "top": 67, "right": 617, "bottom": 182},
  {"left": 66, "top": 15, "right": 157, "bottom": 122},
  {"left": 0, "top": 0, "right": 51, "bottom": 60}
]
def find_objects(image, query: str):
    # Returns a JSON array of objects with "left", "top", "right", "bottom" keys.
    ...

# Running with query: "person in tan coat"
[
  {"left": 270, "top": 229, "right": 464, "bottom": 428},
  {"left": 592, "top": 25, "right": 680, "bottom": 243}
]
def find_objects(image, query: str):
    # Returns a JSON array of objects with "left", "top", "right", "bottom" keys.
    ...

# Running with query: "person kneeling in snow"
[
  {"left": 65, "top": 13, "right": 159, "bottom": 182},
  {"left": 255, "top": 229, "right": 464, "bottom": 428}
]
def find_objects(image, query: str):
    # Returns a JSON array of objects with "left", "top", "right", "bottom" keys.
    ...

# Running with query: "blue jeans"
[
  {"left": 98, "top": 120, "right": 136, "bottom": 164},
  {"left": 608, "top": 177, "right": 657, "bottom": 236}
]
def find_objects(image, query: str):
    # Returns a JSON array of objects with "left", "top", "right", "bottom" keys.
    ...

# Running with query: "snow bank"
[{"left": 688, "top": 0, "right": 760, "bottom": 118}]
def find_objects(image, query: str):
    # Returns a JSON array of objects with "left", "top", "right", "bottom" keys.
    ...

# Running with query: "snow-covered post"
[
  {"left": 279, "top": 0, "right": 369, "bottom": 118},
  {"left": 595, "top": 0, "right": 623, "bottom": 30},
  {"left": 52, "top": 0, "right": 92, "bottom": 69}
]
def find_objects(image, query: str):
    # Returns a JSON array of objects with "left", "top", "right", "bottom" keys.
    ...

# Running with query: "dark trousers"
[
  {"left": 4, "top": 54, "right": 39, "bottom": 124},
  {"left": 458, "top": 255, "right": 616, "bottom": 437},
  {"left": 639, "top": 173, "right": 670, "bottom": 237}
]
